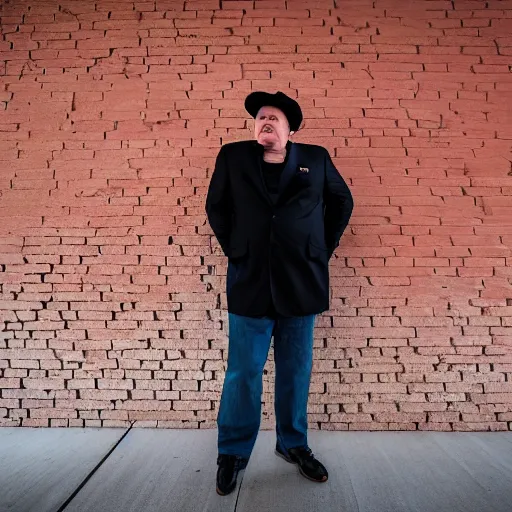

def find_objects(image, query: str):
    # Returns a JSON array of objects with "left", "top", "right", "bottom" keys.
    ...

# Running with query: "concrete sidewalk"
[{"left": 1, "top": 427, "right": 511, "bottom": 512}]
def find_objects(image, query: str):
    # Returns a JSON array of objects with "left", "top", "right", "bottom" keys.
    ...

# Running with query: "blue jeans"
[{"left": 217, "top": 312, "right": 316, "bottom": 459}]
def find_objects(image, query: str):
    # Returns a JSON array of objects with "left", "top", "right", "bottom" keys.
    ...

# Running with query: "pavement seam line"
[
  {"left": 56, "top": 422, "right": 135, "bottom": 512},
  {"left": 233, "top": 467, "right": 246, "bottom": 512}
]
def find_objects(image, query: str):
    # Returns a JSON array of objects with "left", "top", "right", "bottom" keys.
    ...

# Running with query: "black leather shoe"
[
  {"left": 216, "top": 454, "right": 249, "bottom": 496},
  {"left": 275, "top": 444, "right": 328, "bottom": 482}
]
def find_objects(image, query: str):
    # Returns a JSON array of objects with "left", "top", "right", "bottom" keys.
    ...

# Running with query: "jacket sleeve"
[
  {"left": 205, "top": 145, "right": 232, "bottom": 258},
  {"left": 323, "top": 148, "right": 354, "bottom": 259}
]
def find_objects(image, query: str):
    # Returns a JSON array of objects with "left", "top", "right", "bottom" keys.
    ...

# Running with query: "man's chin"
[{"left": 257, "top": 135, "right": 277, "bottom": 148}]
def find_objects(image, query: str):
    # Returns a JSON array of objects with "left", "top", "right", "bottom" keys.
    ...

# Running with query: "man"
[{"left": 205, "top": 91, "right": 354, "bottom": 496}]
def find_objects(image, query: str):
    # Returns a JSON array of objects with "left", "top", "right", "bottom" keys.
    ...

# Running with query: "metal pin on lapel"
[{"left": 299, "top": 167, "right": 309, "bottom": 173}]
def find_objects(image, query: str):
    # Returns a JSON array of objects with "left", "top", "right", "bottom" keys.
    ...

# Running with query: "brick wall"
[{"left": 1, "top": 0, "right": 511, "bottom": 431}]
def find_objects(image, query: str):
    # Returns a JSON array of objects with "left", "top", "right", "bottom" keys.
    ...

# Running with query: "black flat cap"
[{"left": 244, "top": 91, "right": 303, "bottom": 132}]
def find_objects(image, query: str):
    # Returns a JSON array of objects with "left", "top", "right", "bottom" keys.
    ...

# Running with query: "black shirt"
[
  {"left": 260, "top": 147, "right": 290, "bottom": 318},
  {"left": 261, "top": 140, "right": 290, "bottom": 204},
  {"left": 261, "top": 160, "right": 285, "bottom": 205}
]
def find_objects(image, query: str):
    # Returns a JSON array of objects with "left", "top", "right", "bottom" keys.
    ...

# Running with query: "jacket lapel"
[{"left": 277, "top": 141, "right": 299, "bottom": 200}]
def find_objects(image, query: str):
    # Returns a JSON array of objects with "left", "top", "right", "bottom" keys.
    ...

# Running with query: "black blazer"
[{"left": 205, "top": 140, "right": 354, "bottom": 318}]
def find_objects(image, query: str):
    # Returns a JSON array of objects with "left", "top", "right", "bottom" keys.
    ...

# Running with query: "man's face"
[{"left": 254, "top": 105, "right": 291, "bottom": 151}]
